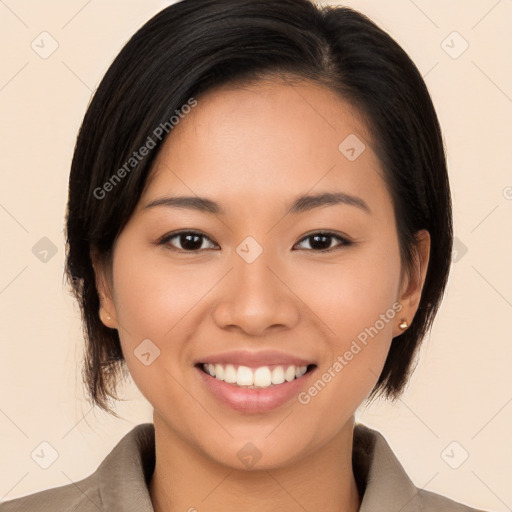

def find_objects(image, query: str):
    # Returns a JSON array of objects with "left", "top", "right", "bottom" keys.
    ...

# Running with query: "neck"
[{"left": 149, "top": 413, "right": 361, "bottom": 512}]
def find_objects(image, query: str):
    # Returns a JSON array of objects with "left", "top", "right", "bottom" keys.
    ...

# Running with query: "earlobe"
[{"left": 99, "top": 305, "right": 117, "bottom": 329}]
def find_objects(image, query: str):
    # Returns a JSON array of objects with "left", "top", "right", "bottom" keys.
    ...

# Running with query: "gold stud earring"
[
  {"left": 399, "top": 319, "right": 408, "bottom": 330},
  {"left": 100, "top": 307, "right": 112, "bottom": 322}
]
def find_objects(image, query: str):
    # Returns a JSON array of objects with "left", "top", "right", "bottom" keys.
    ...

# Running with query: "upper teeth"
[{"left": 202, "top": 363, "right": 308, "bottom": 388}]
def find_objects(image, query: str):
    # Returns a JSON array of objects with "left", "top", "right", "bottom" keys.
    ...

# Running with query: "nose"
[{"left": 212, "top": 249, "right": 300, "bottom": 337}]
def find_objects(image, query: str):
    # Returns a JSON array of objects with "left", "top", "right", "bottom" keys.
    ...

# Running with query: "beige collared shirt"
[{"left": 0, "top": 422, "right": 489, "bottom": 511}]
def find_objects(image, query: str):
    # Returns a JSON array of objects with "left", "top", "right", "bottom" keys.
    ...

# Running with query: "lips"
[{"left": 193, "top": 349, "right": 318, "bottom": 413}]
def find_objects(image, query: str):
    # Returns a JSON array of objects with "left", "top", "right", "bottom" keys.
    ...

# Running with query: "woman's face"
[{"left": 96, "top": 79, "right": 429, "bottom": 469}]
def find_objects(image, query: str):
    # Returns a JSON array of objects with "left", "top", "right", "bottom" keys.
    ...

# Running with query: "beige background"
[{"left": 0, "top": 0, "right": 511, "bottom": 510}]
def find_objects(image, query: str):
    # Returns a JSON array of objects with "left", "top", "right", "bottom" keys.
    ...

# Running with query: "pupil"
[
  {"left": 182, "top": 234, "right": 202, "bottom": 250},
  {"left": 310, "top": 235, "right": 330, "bottom": 250}
]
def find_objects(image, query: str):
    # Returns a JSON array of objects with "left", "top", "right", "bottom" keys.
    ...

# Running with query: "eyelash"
[{"left": 157, "top": 230, "right": 353, "bottom": 253}]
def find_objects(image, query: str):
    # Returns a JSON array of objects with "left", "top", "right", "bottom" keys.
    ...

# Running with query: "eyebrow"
[{"left": 143, "top": 191, "right": 371, "bottom": 216}]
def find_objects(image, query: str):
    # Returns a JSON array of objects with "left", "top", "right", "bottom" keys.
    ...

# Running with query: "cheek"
[
  {"left": 111, "top": 242, "right": 215, "bottom": 341},
  {"left": 109, "top": 241, "right": 227, "bottom": 398},
  {"left": 109, "top": 246, "right": 209, "bottom": 405},
  {"left": 294, "top": 242, "right": 402, "bottom": 344}
]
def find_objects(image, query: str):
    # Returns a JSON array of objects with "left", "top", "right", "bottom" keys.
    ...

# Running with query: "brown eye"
[
  {"left": 294, "top": 232, "right": 352, "bottom": 252},
  {"left": 159, "top": 231, "right": 218, "bottom": 252}
]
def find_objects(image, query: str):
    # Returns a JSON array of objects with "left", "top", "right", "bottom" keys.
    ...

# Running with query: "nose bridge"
[
  {"left": 211, "top": 235, "right": 299, "bottom": 334},
  {"left": 232, "top": 236, "right": 278, "bottom": 301}
]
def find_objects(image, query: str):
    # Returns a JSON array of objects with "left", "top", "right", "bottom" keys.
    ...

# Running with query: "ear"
[
  {"left": 394, "top": 229, "right": 431, "bottom": 337},
  {"left": 90, "top": 249, "right": 118, "bottom": 330}
]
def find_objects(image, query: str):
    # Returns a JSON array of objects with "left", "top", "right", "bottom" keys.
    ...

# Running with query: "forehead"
[{"left": 140, "top": 79, "right": 390, "bottom": 216}]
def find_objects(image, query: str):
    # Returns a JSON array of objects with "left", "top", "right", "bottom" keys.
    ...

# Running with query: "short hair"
[{"left": 64, "top": 0, "right": 452, "bottom": 415}]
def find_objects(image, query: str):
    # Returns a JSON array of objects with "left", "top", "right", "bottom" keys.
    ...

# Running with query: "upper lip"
[{"left": 195, "top": 349, "right": 316, "bottom": 368}]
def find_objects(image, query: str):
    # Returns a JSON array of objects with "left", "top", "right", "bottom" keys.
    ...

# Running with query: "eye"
[
  {"left": 293, "top": 231, "right": 352, "bottom": 252},
  {"left": 157, "top": 230, "right": 352, "bottom": 253},
  {"left": 158, "top": 230, "right": 218, "bottom": 252}
]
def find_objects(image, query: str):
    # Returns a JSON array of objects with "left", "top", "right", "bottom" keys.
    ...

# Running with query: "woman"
[{"left": 1, "top": 0, "right": 491, "bottom": 511}]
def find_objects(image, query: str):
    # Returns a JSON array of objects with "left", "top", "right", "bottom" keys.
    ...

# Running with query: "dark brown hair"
[{"left": 64, "top": 0, "right": 452, "bottom": 415}]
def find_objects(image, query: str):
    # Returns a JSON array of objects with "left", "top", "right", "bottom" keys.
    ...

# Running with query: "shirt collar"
[{"left": 97, "top": 422, "right": 421, "bottom": 512}]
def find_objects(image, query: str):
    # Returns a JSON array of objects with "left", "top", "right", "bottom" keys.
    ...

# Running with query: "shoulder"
[
  {"left": 353, "top": 422, "right": 493, "bottom": 512},
  {"left": 0, "top": 472, "right": 100, "bottom": 511},
  {"left": 416, "top": 487, "right": 489, "bottom": 512},
  {"left": 1, "top": 423, "right": 155, "bottom": 512}
]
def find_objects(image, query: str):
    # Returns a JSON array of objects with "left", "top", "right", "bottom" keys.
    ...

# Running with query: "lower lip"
[{"left": 196, "top": 365, "right": 316, "bottom": 414}]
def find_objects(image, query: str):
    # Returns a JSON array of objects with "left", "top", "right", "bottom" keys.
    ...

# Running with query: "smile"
[{"left": 200, "top": 363, "right": 314, "bottom": 389}]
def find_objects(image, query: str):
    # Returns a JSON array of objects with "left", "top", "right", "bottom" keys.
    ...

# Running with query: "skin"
[{"left": 93, "top": 78, "right": 430, "bottom": 512}]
